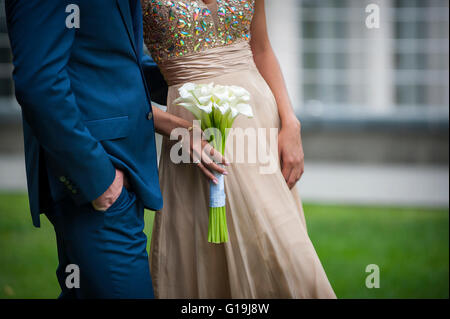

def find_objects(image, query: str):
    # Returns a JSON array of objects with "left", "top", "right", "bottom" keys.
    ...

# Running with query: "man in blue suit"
[{"left": 5, "top": 0, "right": 169, "bottom": 298}]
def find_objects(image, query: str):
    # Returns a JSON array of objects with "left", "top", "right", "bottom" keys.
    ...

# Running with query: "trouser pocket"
[
  {"left": 92, "top": 186, "right": 136, "bottom": 216},
  {"left": 103, "top": 186, "right": 130, "bottom": 214}
]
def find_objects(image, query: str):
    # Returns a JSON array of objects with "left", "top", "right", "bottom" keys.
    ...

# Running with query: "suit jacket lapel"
[{"left": 116, "top": 0, "right": 138, "bottom": 58}]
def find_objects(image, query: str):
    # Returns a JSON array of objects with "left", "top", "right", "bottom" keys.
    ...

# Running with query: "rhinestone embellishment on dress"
[{"left": 142, "top": 0, "right": 255, "bottom": 63}]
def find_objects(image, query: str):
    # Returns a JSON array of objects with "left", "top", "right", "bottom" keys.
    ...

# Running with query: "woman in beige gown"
[{"left": 142, "top": 0, "right": 336, "bottom": 298}]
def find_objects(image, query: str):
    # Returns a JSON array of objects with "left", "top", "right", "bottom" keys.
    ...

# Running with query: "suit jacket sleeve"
[
  {"left": 6, "top": 0, "right": 116, "bottom": 205},
  {"left": 141, "top": 53, "right": 168, "bottom": 106}
]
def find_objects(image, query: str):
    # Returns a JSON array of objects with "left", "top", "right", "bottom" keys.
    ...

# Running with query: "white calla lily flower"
[
  {"left": 173, "top": 82, "right": 254, "bottom": 244},
  {"left": 174, "top": 82, "right": 253, "bottom": 131}
]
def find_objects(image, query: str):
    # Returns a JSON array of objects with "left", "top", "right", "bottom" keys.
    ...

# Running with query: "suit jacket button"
[
  {"left": 59, "top": 176, "right": 66, "bottom": 183},
  {"left": 147, "top": 112, "right": 153, "bottom": 120}
]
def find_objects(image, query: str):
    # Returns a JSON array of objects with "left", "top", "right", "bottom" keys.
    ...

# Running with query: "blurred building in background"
[
  {"left": 0, "top": 0, "right": 449, "bottom": 206},
  {"left": 266, "top": 0, "right": 448, "bottom": 163},
  {"left": 266, "top": 0, "right": 449, "bottom": 207}
]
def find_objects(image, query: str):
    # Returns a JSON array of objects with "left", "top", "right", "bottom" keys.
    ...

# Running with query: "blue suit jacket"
[{"left": 6, "top": 0, "right": 167, "bottom": 227}]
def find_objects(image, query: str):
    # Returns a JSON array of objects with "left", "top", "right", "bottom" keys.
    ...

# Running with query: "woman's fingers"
[
  {"left": 281, "top": 153, "right": 304, "bottom": 189},
  {"left": 200, "top": 148, "right": 228, "bottom": 176},
  {"left": 289, "top": 162, "right": 305, "bottom": 188},
  {"left": 203, "top": 158, "right": 228, "bottom": 175},
  {"left": 289, "top": 167, "right": 304, "bottom": 189},
  {"left": 287, "top": 169, "right": 298, "bottom": 189},
  {"left": 281, "top": 163, "right": 292, "bottom": 186},
  {"left": 196, "top": 161, "right": 219, "bottom": 184},
  {"left": 186, "top": 128, "right": 230, "bottom": 180},
  {"left": 202, "top": 141, "right": 230, "bottom": 166},
  {"left": 190, "top": 141, "right": 229, "bottom": 180}
]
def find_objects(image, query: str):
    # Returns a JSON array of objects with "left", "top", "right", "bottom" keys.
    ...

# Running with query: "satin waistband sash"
[{"left": 158, "top": 41, "right": 255, "bottom": 86}]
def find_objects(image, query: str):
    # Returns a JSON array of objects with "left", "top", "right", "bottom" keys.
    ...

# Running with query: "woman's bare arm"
[
  {"left": 250, "top": 0, "right": 305, "bottom": 188},
  {"left": 250, "top": 0, "right": 299, "bottom": 127}
]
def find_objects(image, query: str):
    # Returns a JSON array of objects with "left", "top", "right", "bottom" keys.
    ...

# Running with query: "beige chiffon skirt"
[{"left": 150, "top": 42, "right": 336, "bottom": 299}]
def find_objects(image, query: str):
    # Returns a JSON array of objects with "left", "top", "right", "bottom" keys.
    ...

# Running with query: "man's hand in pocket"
[{"left": 91, "top": 169, "right": 128, "bottom": 211}]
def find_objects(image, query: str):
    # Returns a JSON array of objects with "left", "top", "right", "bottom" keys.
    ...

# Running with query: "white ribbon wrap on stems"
[{"left": 209, "top": 173, "right": 226, "bottom": 208}]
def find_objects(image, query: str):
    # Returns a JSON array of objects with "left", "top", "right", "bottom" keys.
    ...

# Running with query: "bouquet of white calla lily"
[{"left": 174, "top": 82, "right": 253, "bottom": 243}]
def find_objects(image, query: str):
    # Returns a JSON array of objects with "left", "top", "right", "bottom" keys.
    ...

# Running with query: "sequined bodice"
[{"left": 142, "top": 0, "right": 255, "bottom": 64}]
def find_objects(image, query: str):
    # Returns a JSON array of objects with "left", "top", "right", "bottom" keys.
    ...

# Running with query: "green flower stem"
[
  {"left": 207, "top": 121, "right": 230, "bottom": 244},
  {"left": 208, "top": 206, "right": 228, "bottom": 243}
]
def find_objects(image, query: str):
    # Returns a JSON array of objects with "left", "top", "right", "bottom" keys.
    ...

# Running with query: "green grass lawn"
[{"left": 0, "top": 193, "right": 448, "bottom": 299}]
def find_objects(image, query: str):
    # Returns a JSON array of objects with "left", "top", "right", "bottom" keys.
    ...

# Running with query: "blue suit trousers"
[{"left": 45, "top": 187, "right": 154, "bottom": 299}]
